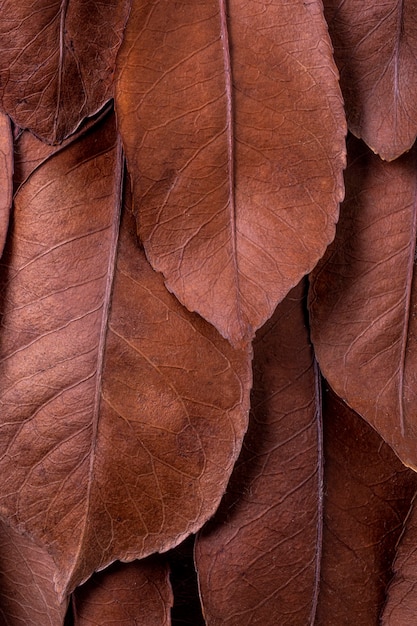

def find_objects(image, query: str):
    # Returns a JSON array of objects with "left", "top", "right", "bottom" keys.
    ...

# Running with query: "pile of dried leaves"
[{"left": 0, "top": 0, "right": 416, "bottom": 624}]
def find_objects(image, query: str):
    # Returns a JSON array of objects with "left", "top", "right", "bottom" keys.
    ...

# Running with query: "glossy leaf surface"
[
  {"left": 0, "top": 112, "right": 12, "bottom": 256},
  {"left": 116, "top": 0, "right": 346, "bottom": 346},
  {"left": 309, "top": 136, "right": 417, "bottom": 469},
  {"left": 316, "top": 388, "right": 417, "bottom": 625},
  {"left": 0, "top": 0, "right": 130, "bottom": 143},
  {"left": 324, "top": 0, "right": 417, "bottom": 160},
  {"left": 0, "top": 522, "right": 67, "bottom": 625},
  {"left": 195, "top": 282, "right": 322, "bottom": 625},
  {"left": 72, "top": 559, "right": 172, "bottom": 625},
  {"left": 0, "top": 112, "right": 251, "bottom": 596}
]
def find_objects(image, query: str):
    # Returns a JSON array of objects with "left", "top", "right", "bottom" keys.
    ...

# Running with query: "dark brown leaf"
[
  {"left": 0, "top": 112, "right": 13, "bottom": 256},
  {"left": 0, "top": 112, "right": 251, "bottom": 596},
  {"left": 324, "top": 0, "right": 417, "bottom": 160},
  {"left": 309, "top": 136, "right": 417, "bottom": 469},
  {"left": 195, "top": 281, "right": 322, "bottom": 625},
  {"left": 0, "top": 0, "right": 130, "bottom": 143},
  {"left": 316, "top": 388, "right": 417, "bottom": 625},
  {"left": 115, "top": 0, "right": 346, "bottom": 347},
  {"left": 72, "top": 558, "right": 172, "bottom": 625}
]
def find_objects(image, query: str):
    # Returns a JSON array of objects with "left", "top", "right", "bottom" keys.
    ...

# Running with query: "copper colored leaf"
[
  {"left": 316, "top": 388, "right": 417, "bottom": 625},
  {"left": 0, "top": 0, "right": 130, "bottom": 143},
  {"left": 382, "top": 495, "right": 417, "bottom": 625},
  {"left": 72, "top": 558, "right": 172, "bottom": 626},
  {"left": 0, "top": 112, "right": 251, "bottom": 596},
  {"left": 115, "top": 0, "right": 346, "bottom": 347},
  {"left": 324, "top": 0, "right": 417, "bottom": 160},
  {"left": 195, "top": 281, "right": 322, "bottom": 625},
  {"left": 0, "top": 112, "right": 12, "bottom": 257},
  {"left": 309, "top": 136, "right": 417, "bottom": 469},
  {"left": 0, "top": 521, "right": 68, "bottom": 625}
]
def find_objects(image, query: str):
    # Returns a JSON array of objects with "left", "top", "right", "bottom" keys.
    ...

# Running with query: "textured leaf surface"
[
  {"left": 382, "top": 495, "right": 417, "bottom": 625},
  {"left": 0, "top": 0, "right": 130, "bottom": 143},
  {"left": 324, "top": 0, "right": 417, "bottom": 160},
  {"left": 0, "top": 521, "right": 67, "bottom": 625},
  {"left": 0, "top": 112, "right": 12, "bottom": 256},
  {"left": 0, "top": 112, "right": 251, "bottom": 596},
  {"left": 309, "top": 136, "right": 417, "bottom": 468},
  {"left": 72, "top": 558, "right": 172, "bottom": 625},
  {"left": 195, "top": 282, "right": 322, "bottom": 625},
  {"left": 116, "top": 0, "right": 346, "bottom": 346},
  {"left": 316, "top": 388, "right": 417, "bottom": 625}
]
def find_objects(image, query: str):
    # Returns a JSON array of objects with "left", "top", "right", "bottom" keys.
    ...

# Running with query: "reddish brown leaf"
[
  {"left": 195, "top": 281, "right": 322, "bottom": 625},
  {"left": 115, "top": 0, "right": 346, "bottom": 347},
  {"left": 0, "top": 521, "right": 67, "bottom": 625},
  {"left": 309, "top": 136, "right": 417, "bottom": 469},
  {"left": 0, "top": 112, "right": 251, "bottom": 596},
  {"left": 72, "top": 558, "right": 172, "bottom": 625},
  {"left": 0, "top": 112, "right": 12, "bottom": 256},
  {"left": 316, "top": 388, "right": 417, "bottom": 625},
  {"left": 0, "top": 0, "right": 130, "bottom": 143},
  {"left": 13, "top": 103, "right": 113, "bottom": 192},
  {"left": 324, "top": 0, "right": 417, "bottom": 160},
  {"left": 382, "top": 495, "right": 417, "bottom": 625}
]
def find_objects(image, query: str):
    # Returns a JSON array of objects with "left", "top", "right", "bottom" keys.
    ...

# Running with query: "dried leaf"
[
  {"left": 195, "top": 281, "right": 322, "bottom": 625},
  {"left": 309, "top": 136, "right": 417, "bottom": 469},
  {"left": 316, "top": 388, "right": 417, "bottom": 625},
  {"left": 324, "top": 0, "right": 417, "bottom": 160},
  {"left": 0, "top": 112, "right": 251, "bottom": 596},
  {"left": 382, "top": 495, "right": 417, "bottom": 626},
  {"left": 0, "top": 112, "right": 13, "bottom": 256},
  {"left": 72, "top": 558, "right": 172, "bottom": 625},
  {"left": 0, "top": 0, "right": 130, "bottom": 143},
  {"left": 115, "top": 0, "right": 346, "bottom": 346},
  {"left": 0, "top": 521, "right": 68, "bottom": 625}
]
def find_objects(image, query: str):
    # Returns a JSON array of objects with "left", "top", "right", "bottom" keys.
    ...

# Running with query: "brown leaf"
[
  {"left": 0, "top": 0, "right": 130, "bottom": 143},
  {"left": 0, "top": 520, "right": 67, "bottom": 625},
  {"left": 13, "top": 103, "right": 113, "bottom": 192},
  {"left": 72, "top": 558, "right": 172, "bottom": 625},
  {"left": 115, "top": 0, "right": 346, "bottom": 347},
  {"left": 0, "top": 112, "right": 13, "bottom": 257},
  {"left": 382, "top": 495, "right": 417, "bottom": 626},
  {"left": 316, "top": 388, "right": 417, "bottom": 626},
  {"left": 309, "top": 136, "right": 417, "bottom": 469},
  {"left": 195, "top": 281, "right": 322, "bottom": 625},
  {"left": 324, "top": 0, "right": 417, "bottom": 160},
  {"left": 0, "top": 111, "right": 251, "bottom": 596}
]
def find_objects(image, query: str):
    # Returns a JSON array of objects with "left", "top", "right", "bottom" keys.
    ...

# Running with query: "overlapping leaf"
[
  {"left": 0, "top": 522, "right": 68, "bottom": 625},
  {"left": 324, "top": 0, "right": 417, "bottom": 160},
  {"left": 72, "top": 559, "right": 172, "bottom": 625},
  {"left": 316, "top": 388, "right": 417, "bottom": 625},
  {"left": 309, "top": 136, "right": 417, "bottom": 469},
  {"left": 0, "top": 0, "right": 131, "bottom": 143},
  {"left": 0, "top": 110, "right": 251, "bottom": 597},
  {"left": 115, "top": 0, "right": 346, "bottom": 346},
  {"left": 195, "top": 281, "right": 322, "bottom": 625},
  {"left": 0, "top": 112, "right": 12, "bottom": 257},
  {"left": 382, "top": 495, "right": 417, "bottom": 625}
]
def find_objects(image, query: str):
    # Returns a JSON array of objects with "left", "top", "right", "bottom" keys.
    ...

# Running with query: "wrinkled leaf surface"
[
  {"left": 324, "top": 0, "right": 417, "bottom": 160},
  {"left": 309, "top": 136, "right": 417, "bottom": 468},
  {"left": 316, "top": 388, "right": 417, "bottom": 625},
  {"left": 72, "top": 558, "right": 172, "bottom": 625},
  {"left": 0, "top": 0, "right": 130, "bottom": 143},
  {"left": 0, "top": 112, "right": 251, "bottom": 596},
  {"left": 195, "top": 282, "right": 322, "bottom": 625},
  {"left": 116, "top": 0, "right": 346, "bottom": 346}
]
